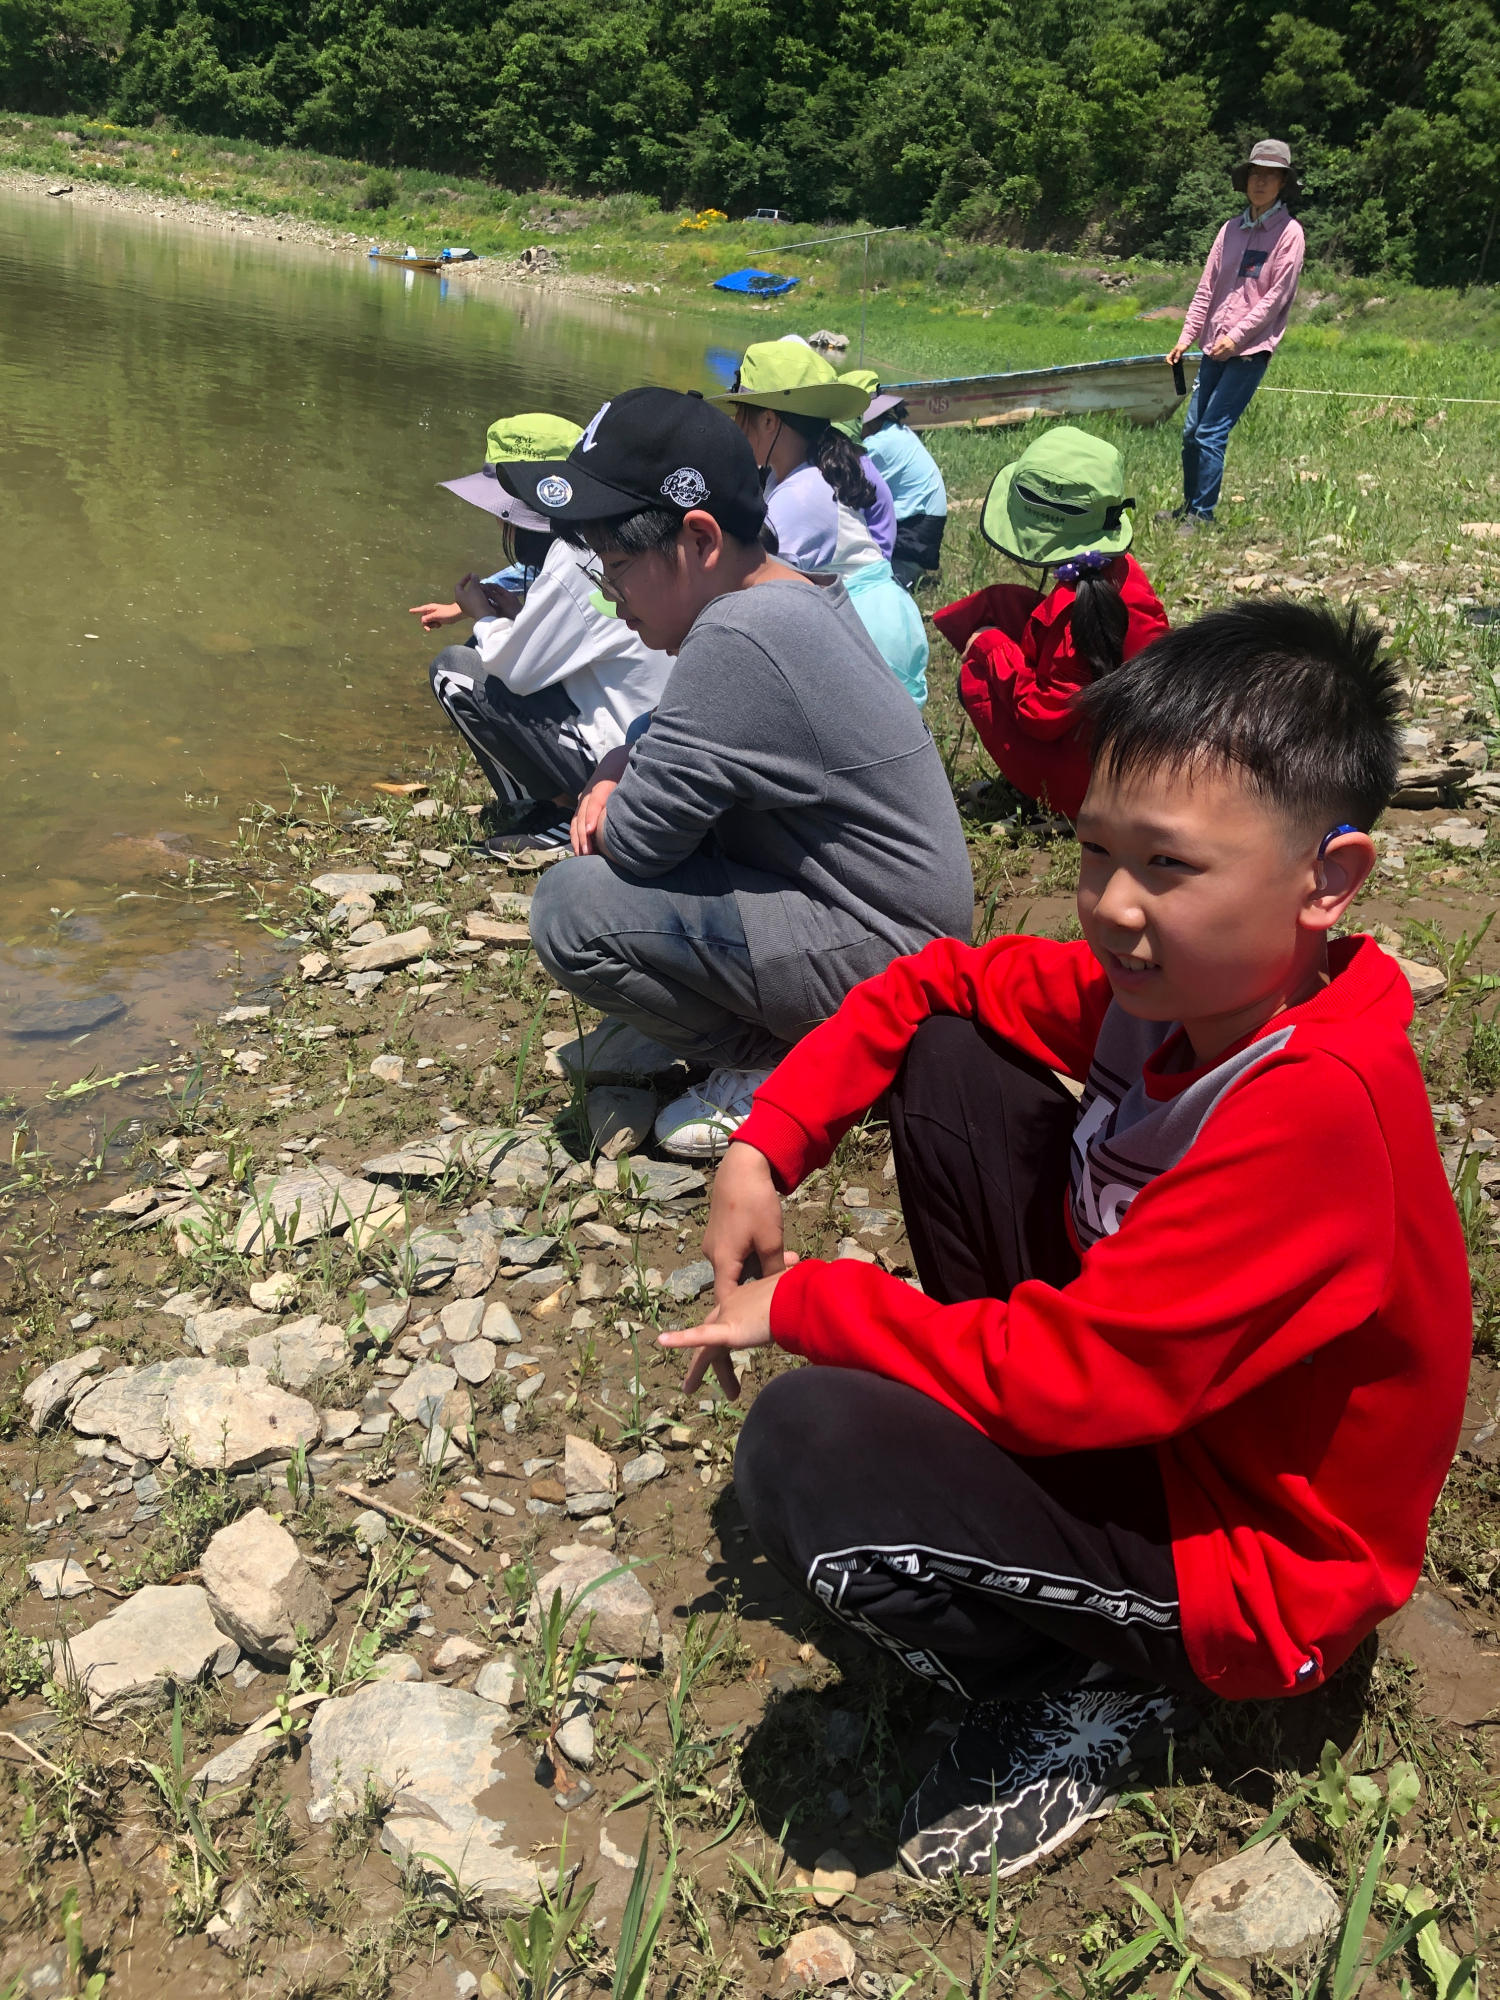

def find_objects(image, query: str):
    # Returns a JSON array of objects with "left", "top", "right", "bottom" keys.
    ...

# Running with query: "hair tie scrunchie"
[{"left": 1054, "top": 550, "right": 1114, "bottom": 585}]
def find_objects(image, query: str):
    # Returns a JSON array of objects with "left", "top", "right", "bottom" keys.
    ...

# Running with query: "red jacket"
[
  {"left": 938, "top": 559, "right": 1169, "bottom": 819},
  {"left": 735, "top": 933, "right": 1470, "bottom": 1701}
]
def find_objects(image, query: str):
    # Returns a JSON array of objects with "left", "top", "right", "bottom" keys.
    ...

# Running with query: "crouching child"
[{"left": 662, "top": 598, "right": 1471, "bottom": 1882}]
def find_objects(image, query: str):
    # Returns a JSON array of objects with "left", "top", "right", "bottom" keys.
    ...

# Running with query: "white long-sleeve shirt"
[{"left": 470, "top": 540, "right": 674, "bottom": 764}]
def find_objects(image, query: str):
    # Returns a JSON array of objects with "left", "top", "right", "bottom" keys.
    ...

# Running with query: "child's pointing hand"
[{"left": 658, "top": 1264, "right": 795, "bottom": 1399}]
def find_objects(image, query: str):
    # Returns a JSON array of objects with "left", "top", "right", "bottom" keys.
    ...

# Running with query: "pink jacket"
[{"left": 1182, "top": 205, "right": 1305, "bottom": 357}]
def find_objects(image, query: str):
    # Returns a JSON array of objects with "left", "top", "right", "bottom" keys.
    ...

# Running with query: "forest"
[{"left": 1, "top": 0, "right": 1497, "bottom": 283}]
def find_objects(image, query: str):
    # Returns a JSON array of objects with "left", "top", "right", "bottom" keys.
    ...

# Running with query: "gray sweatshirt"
[{"left": 602, "top": 576, "right": 974, "bottom": 1042}]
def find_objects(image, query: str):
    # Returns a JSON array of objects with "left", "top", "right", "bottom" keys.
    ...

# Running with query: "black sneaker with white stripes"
[
  {"left": 897, "top": 1683, "right": 1189, "bottom": 1882},
  {"left": 475, "top": 800, "right": 572, "bottom": 860}
]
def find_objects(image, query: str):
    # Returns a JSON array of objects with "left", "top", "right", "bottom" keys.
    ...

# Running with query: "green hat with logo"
[
  {"left": 485, "top": 413, "right": 584, "bottom": 466},
  {"left": 709, "top": 340, "right": 870, "bottom": 421},
  {"left": 441, "top": 412, "right": 586, "bottom": 531},
  {"left": 981, "top": 426, "right": 1135, "bottom": 565},
  {"left": 834, "top": 368, "right": 881, "bottom": 441}
]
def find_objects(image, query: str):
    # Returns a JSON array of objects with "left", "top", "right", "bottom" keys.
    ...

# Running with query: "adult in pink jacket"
[{"left": 1163, "top": 140, "right": 1305, "bottom": 534}]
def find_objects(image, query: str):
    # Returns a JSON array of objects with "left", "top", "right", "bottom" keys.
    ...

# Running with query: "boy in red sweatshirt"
[{"left": 661, "top": 598, "right": 1471, "bottom": 1883}]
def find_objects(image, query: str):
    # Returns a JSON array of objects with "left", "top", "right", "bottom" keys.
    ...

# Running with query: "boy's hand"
[
  {"left": 455, "top": 573, "right": 521, "bottom": 621},
  {"left": 1207, "top": 334, "right": 1238, "bottom": 360},
  {"left": 658, "top": 1269, "right": 789, "bottom": 1398},
  {"left": 703, "top": 1142, "right": 786, "bottom": 1305},
  {"left": 571, "top": 780, "right": 617, "bottom": 855},
  {"left": 408, "top": 601, "right": 464, "bottom": 631},
  {"left": 1166, "top": 340, "right": 1188, "bottom": 367}
]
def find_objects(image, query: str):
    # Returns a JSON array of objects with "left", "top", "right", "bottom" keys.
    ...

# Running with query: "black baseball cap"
[{"left": 499, "top": 387, "right": 767, "bottom": 541}]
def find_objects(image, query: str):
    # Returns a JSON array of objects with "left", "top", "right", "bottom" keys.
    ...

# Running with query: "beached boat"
[
  {"left": 887, "top": 351, "right": 1200, "bottom": 430},
  {"left": 372, "top": 253, "right": 445, "bottom": 273}
]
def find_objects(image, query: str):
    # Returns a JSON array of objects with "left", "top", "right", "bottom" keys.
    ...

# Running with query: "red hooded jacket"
[
  {"left": 734, "top": 933, "right": 1471, "bottom": 1702},
  {"left": 938, "top": 558, "right": 1169, "bottom": 819}
]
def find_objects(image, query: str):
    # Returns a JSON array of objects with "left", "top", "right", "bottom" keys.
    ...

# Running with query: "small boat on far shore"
[
  {"left": 887, "top": 351, "right": 1201, "bottom": 430},
  {"left": 369, "top": 246, "right": 479, "bottom": 274}
]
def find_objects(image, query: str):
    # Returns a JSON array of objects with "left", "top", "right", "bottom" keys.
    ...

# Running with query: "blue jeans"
[{"left": 1181, "top": 353, "right": 1270, "bottom": 519}]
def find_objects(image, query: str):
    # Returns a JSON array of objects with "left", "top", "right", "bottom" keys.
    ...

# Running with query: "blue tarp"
[{"left": 712, "top": 267, "right": 800, "bottom": 296}]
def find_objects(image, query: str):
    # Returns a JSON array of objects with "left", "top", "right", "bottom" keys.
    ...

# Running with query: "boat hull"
[{"left": 887, "top": 351, "right": 1201, "bottom": 430}]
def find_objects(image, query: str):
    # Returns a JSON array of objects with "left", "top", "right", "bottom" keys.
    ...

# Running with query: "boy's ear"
[
  {"left": 1303, "top": 829, "right": 1376, "bottom": 932},
  {"left": 683, "top": 509, "right": 726, "bottom": 570}
]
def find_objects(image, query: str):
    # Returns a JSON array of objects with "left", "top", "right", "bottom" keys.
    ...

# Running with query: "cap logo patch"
[
  {"left": 536, "top": 475, "right": 574, "bottom": 508},
  {"left": 661, "top": 466, "right": 710, "bottom": 508}
]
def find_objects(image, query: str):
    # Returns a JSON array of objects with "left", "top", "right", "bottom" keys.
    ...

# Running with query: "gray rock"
[
  {"left": 311, "top": 871, "right": 402, "bottom": 899},
  {"left": 499, "top": 1235, "right": 559, "bottom": 1268},
  {"left": 193, "top": 1731, "right": 277, "bottom": 1795},
  {"left": 665, "top": 1259, "right": 714, "bottom": 1304},
  {"left": 586, "top": 1086, "right": 658, "bottom": 1161},
  {"left": 365, "top": 1298, "right": 410, "bottom": 1342},
  {"left": 565, "top": 1435, "right": 617, "bottom": 1514},
  {"left": 621, "top": 1451, "right": 666, "bottom": 1488},
  {"left": 451, "top": 1339, "right": 498, "bottom": 1386},
  {"left": 362, "top": 1142, "right": 452, "bottom": 1181},
  {"left": 390, "top": 1363, "right": 459, "bottom": 1425},
  {"left": 54, "top": 1584, "right": 238, "bottom": 1714},
  {"left": 9, "top": 992, "right": 125, "bottom": 1039},
  {"left": 352, "top": 1508, "right": 388, "bottom": 1549},
  {"left": 165, "top": 1365, "right": 321, "bottom": 1472},
  {"left": 321, "top": 1409, "right": 361, "bottom": 1444},
  {"left": 235, "top": 1166, "right": 387, "bottom": 1254},
  {"left": 308, "top": 1682, "right": 552, "bottom": 1910},
  {"left": 23, "top": 1348, "right": 107, "bottom": 1431},
  {"left": 511, "top": 1264, "right": 569, "bottom": 1292},
  {"left": 526, "top": 1547, "right": 660, "bottom": 1659},
  {"left": 200, "top": 1508, "right": 335, "bottom": 1665},
  {"left": 440, "top": 1299, "right": 486, "bottom": 1343},
  {"left": 513, "top": 1373, "right": 548, "bottom": 1405},
  {"left": 472, "top": 1130, "right": 575, "bottom": 1192},
  {"left": 555, "top": 1711, "right": 595, "bottom": 1768},
  {"left": 1181, "top": 1838, "right": 1341, "bottom": 1958},
  {"left": 395, "top": 1228, "right": 463, "bottom": 1290},
  {"left": 71, "top": 1357, "right": 217, "bottom": 1461},
  {"left": 28, "top": 1557, "right": 93, "bottom": 1599},
  {"left": 368, "top": 1653, "right": 423, "bottom": 1683},
  {"left": 577, "top": 1261, "right": 611, "bottom": 1301},
  {"left": 190, "top": 1306, "right": 277, "bottom": 1358},
  {"left": 342, "top": 925, "right": 434, "bottom": 972},
  {"left": 475, "top": 1656, "right": 521, "bottom": 1706},
  {"left": 453, "top": 1232, "right": 501, "bottom": 1298},
  {"left": 244, "top": 1316, "right": 347, "bottom": 1390},
  {"left": 347, "top": 970, "right": 386, "bottom": 997},
  {"left": 482, "top": 1302, "right": 523, "bottom": 1344},
  {"left": 823, "top": 1709, "right": 866, "bottom": 1762},
  {"left": 594, "top": 1154, "right": 706, "bottom": 1201}
]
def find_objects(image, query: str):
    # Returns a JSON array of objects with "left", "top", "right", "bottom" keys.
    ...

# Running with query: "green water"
[{"left": 0, "top": 192, "right": 740, "bottom": 1116}]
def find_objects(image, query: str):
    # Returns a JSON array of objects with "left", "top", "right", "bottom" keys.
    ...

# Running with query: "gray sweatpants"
[{"left": 529, "top": 851, "right": 789, "bottom": 1072}]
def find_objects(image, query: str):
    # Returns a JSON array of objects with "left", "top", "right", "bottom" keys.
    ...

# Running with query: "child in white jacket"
[{"left": 412, "top": 414, "right": 674, "bottom": 860}]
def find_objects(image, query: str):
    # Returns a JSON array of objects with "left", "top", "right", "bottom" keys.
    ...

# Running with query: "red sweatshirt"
[
  {"left": 938, "top": 560, "right": 1169, "bottom": 819},
  {"left": 735, "top": 933, "right": 1471, "bottom": 1701}
]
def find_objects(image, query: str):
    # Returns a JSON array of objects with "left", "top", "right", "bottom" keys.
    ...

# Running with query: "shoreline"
[{"left": 0, "top": 164, "right": 650, "bottom": 303}]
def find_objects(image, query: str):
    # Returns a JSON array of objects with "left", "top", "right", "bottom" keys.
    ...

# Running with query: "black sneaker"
[
  {"left": 474, "top": 801, "right": 572, "bottom": 861},
  {"left": 897, "top": 1683, "right": 1188, "bottom": 1882},
  {"left": 1153, "top": 505, "right": 1187, "bottom": 524}
]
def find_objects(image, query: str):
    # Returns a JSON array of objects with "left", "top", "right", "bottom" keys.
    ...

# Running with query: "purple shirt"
[{"left": 862, "top": 455, "right": 896, "bottom": 559}]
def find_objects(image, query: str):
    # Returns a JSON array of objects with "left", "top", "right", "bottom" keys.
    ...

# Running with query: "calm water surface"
[{"left": 0, "top": 193, "right": 742, "bottom": 1136}]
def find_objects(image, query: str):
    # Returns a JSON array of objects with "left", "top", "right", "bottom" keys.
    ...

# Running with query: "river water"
[{"left": 0, "top": 191, "right": 745, "bottom": 1146}]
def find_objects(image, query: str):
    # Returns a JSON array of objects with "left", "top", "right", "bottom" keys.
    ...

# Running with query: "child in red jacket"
[
  {"left": 663, "top": 598, "right": 1470, "bottom": 1884},
  {"left": 939, "top": 426, "right": 1168, "bottom": 819}
]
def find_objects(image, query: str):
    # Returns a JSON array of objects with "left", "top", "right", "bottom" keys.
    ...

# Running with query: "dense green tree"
[{"left": 3, "top": 0, "right": 1497, "bottom": 280}]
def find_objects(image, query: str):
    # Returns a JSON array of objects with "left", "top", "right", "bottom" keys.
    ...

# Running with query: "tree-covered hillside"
[{"left": 1, "top": 0, "right": 1496, "bottom": 283}]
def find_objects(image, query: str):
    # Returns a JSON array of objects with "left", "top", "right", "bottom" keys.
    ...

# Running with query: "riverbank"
[{"left": 1, "top": 150, "right": 1499, "bottom": 2000}]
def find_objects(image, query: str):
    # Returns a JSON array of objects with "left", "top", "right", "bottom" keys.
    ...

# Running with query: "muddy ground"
[{"left": 1, "top": 726, "right": 1497, "bottom": 2000}]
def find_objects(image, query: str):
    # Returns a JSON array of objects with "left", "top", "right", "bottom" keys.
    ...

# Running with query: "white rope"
[{"left": 1259, "top": 387, "right": 1500, "bottom": 406}]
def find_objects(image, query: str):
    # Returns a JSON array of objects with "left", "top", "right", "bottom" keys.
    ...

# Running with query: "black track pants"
[
  {"left": 429, "top": 643, "right": 596, "bottom": 806},
  {"left": 735, "top": 1017, "right": 1207, "bottom": 1704}
]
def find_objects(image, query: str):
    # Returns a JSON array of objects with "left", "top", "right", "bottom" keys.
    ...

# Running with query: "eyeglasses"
[{"left": 582, "top": 552, "right": 645, "bottom": 604}]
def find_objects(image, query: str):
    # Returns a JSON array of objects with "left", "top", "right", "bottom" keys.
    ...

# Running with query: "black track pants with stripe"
[{"left": 734, "top": 1016, "right": 1208, "bottom": 1704}]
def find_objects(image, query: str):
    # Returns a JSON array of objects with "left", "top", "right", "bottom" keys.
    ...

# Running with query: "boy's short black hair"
[
  {"left": 1080, "top": 598, "right": 1400, "bottom": 831},
  {"left": 555, "top": 507, "right": 759, "bottom": 557}
]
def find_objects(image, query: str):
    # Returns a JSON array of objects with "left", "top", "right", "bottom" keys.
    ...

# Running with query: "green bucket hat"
[
  {"left": 834, "top": 368, "right": 881, "bottom": 441},
  {"left": 981, "top": 426, "right": 1135, "bottom": 565},
  {"left": 709, "top": 340, "right": 870, "bottom": 421},
  {"left": 485, "top": 412, "right": 584, "bottom": 465}
]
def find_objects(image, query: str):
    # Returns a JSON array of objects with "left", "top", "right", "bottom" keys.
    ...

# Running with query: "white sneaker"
[{"left": 653, "top": 1066, "right": 775, "bottom": 1159}]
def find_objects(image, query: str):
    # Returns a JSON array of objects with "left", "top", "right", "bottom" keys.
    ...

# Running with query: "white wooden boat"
[{"left": 887, "top": 351, "right": 1200, "bottom": 430}]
